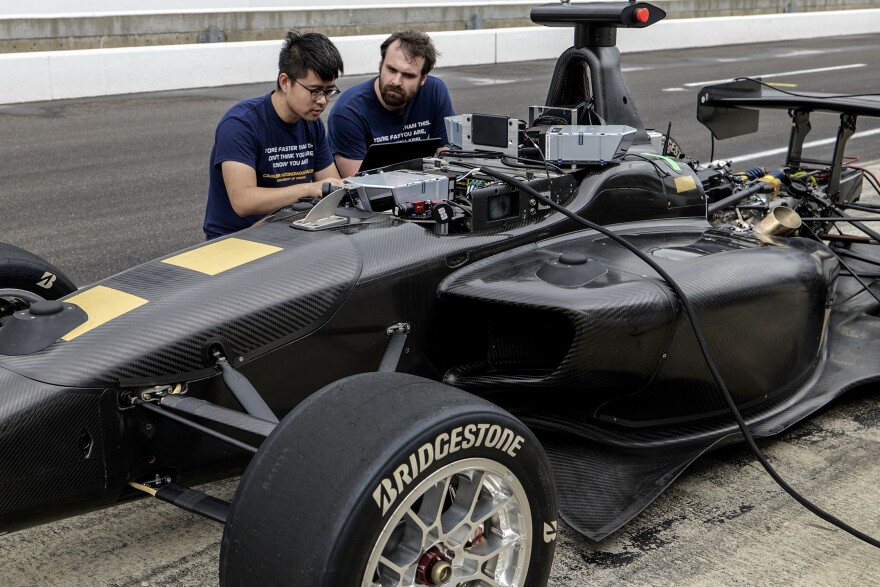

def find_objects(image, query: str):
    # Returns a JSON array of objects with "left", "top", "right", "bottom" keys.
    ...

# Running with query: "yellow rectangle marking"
[
  {"left": 62, "top": 285, "right": 149, "bottom": 341},
  {"left": 161, "top": 237, "right": 282, "bottom": 276},
  {"left": 674, "top": 175, "right": 698, "bottom": 193}
]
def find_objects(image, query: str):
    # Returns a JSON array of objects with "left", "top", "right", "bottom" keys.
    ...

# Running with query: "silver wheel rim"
[{"left": 362, "top": 457, "right": 532, "bottom": 587}]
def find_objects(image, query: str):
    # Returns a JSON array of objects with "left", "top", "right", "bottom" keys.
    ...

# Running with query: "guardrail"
[
  {"left": 2, "top": 9, "right": 879, "bottom": 105},
  {"left": 4, "top": 1, "right": 880, "bottom": 53},
  {"left": 4, "top": 0, "right": 878, "bottom": 16}
]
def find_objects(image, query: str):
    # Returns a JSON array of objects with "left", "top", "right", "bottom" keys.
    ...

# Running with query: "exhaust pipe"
[{"left": 754, "top": 206, "right": 802, "bottom": 237}]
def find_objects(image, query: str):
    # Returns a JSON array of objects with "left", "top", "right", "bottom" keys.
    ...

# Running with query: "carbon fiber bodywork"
[
  {"left": 436, "top": 221, "right": 867, "bottom": 537},
  {"left": 0, "top": 167, "right": 870, "bottom": 538}
]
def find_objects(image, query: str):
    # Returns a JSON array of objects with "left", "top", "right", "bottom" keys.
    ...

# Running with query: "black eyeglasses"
[{"left": 292, "top": 79, "right": 341, "bottom": 101}]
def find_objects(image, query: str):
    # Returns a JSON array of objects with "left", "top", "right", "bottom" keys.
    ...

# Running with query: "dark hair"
[
  {"left": 380, "top": 31, "right": 439, "bottom": 76},
  {"left": 277, "top": 31, "right": 344, "bottom": 89}
]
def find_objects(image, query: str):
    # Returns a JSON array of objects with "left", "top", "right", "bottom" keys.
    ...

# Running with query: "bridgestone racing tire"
[
  {"left": 0, "top": 242, "right": 77, "bottom": 304},
  {"left": 220, "top": 372, "right": 557, "bottom": 587}
]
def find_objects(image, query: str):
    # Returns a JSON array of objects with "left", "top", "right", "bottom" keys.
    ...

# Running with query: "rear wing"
[
  {"left": 697, "top": 78, "right": 880, "bottom": 198},
  {"left": 697, "top": 78, "right": 880, "bottom": 140}
]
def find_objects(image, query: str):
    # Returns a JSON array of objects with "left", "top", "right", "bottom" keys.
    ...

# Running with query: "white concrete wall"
[
  {"left": 3, "top": 1, "right": 544, "bottom": 16},
  {"left": 2, "top": 9, "right": 878, "bottom": 104}
]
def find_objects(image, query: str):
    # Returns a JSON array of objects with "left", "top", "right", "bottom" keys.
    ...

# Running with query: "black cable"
[
  {"left": 849, "top": 165, "right": 880, "bottom": 195},
  {"left": 863, "top": 174, "right": 880, "bottom": 196},
  {"left": 841, "top": 270, "right": 880, "bottom": 278},
  {"left": 841, "top": 217, "right": 880, "bottom": 243},
  {"left": 518, "top": 134, "right": 552, "bottom": 179},
  {"left": 802, "top": 216, "right": 880, "bottom": 221},
  {"left": 807, "top": 192, "right": 880, "bottom": 243},
  {"left": 621, "top": 153, "right": 672, "bottom": 177},
  {"left": 448, "top": 200, "right": 472, "bottom": 215},
  {"left": 501, "top": 153, "right": 566, "bottom": 176},
  {"left": 442, "top": 149, "right": 503, "bottom": 159},
  {"left": 735, "top": 77, "right": 880, "bottom": 99},
  {"left": 456, "top": 161, "right": 880, "bottom": 549},
  {"left": 801, "top": 223, "right": 880, "bottom": 308},
  {"left": 533, "top": 115, "right": 570, "bottom": 126},
  {"left": 838, "top": 201, "right": 880, "bottom": 213},
  {"left": 834, "top": 247, "right": 880, "bottom": 268}
]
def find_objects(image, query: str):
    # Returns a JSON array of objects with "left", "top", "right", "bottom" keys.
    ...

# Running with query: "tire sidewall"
[
  {"left": 0, "top": 242, "right": 76, "bottom": 300},
  {"left": 327, "top": 405, "right": 557, "bottom": 586},
  {"left": 220, "top": 373, "right": 557, "bottom": 587}
]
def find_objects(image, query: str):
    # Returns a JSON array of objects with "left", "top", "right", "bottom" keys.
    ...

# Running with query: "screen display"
[{"left": 487, "top": 192, "right": 518, "bottom": 221}]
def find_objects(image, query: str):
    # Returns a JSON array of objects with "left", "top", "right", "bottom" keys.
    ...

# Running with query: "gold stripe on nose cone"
[{"left": 162, "top": 237, "right": 282, "bottom": 276}]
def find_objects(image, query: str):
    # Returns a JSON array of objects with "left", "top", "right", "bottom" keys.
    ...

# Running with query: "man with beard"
[
  {"left": 328, "top": 31, "right": 455, "bottom": 178},
  {"left": 203, "top": 31, "right": 346, "bottom": 239}
]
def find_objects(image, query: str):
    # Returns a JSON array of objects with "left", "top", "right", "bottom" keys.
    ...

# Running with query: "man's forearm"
[
  {"left": 334, "top": 155, "right": 362, "bottom": 178},
  {"left": 228, "top": 182, "right": 323, "bottom": 216}
]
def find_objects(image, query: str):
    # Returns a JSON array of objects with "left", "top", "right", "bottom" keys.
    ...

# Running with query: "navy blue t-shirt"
[
  {"left": 328, "top": 76, "right": 454, "bottom": 161},
  {"left": 203, "top": 92, "right": 334, "bottom": 239}
]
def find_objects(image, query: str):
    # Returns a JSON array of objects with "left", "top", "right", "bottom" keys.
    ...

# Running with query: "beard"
[{"left": 379, "top": 80, "right": 413, "bottom": 109}]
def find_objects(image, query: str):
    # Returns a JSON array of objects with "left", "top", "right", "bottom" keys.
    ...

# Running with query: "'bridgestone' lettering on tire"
[
  {"left": 220, "top": 373, "right": 557, "bottom": 586},
  {"left": 372, "top": 422, "right": 525, "bottom": 515}
]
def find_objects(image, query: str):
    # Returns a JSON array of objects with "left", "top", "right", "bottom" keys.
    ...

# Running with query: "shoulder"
[
  {"left": 222, "top": 94, "right": 267, "bottom": 121},
  {"left": 217, "top": 94, "right": 270, "bottom": 132},
  {"left": 420, "top": 76, "right": 452, "bottom": 106},
  {"left": 332, "top": 78, "right": 377, "bottom": 112},
  {"left": 424, "top": 75, "right": 450, "bottom": 93},
  {"left": 418, "top": 77, "right": 454, "bottom": 116}
]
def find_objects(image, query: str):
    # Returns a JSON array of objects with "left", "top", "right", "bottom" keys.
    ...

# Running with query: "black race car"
[{"left": 2, "top": 3, "right": 879, "bottom": 585}]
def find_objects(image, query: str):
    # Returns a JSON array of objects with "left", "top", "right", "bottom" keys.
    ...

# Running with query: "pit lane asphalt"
[
  {"left": 2, "top": 34, "right": 880, "bottom": 286},
  {"left": 1, "top": 35, "right": 880, "bottom": 586}
]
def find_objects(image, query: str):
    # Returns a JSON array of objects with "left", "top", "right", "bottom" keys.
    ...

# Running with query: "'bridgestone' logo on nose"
[{"left": 372, "top": 423, "right": 524, "bottom": 516}]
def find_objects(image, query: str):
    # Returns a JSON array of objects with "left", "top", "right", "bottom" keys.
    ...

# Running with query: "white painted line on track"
[
  {"left": 459, "top": 76, "right": 518, "bottom": 86},
  {"left": 775, "top": 50, "right": 825, "bottom": 58},
  {"left": 729, "top": 127, "right": 880, "bottom": 164},
  {"left": 683, "top": 63, "right": 866, "bottom": 87}
]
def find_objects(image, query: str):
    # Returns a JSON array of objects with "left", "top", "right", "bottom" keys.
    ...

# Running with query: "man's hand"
[{"left": 304, "top": 177, "right": 345, "bottom": 199}]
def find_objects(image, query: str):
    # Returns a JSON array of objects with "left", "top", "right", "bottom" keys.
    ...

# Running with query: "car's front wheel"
[
  {"left": 0, "top": 242, "right": 76, "bottom": 320},
  {"left": 220, "top": 372, "right": 557, "bottom": 587}
]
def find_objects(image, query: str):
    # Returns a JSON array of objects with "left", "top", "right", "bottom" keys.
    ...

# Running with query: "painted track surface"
[{"left": 2, "top": 35, "right": 880, "bottom": 286}]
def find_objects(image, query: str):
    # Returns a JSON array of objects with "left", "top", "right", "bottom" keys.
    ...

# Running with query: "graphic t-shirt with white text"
[
  {"left": 204, "top": 92, "right": 333, "bottom": 239},
  {"left": 328, "top": 76, "right": 454, "bottom": 161}
]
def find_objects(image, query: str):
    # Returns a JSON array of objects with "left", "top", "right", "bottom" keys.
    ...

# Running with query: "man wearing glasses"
[
  {"left": 203, "top": 31, "right": 346, "bottom": 239},
  {"left": 328, "top": 31, "right": 455, "bottom": 178}
]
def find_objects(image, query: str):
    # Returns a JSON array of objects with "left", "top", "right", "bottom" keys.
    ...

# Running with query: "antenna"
[{"left": 662, "top": 121, "right": 672, "bottom": 156}]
